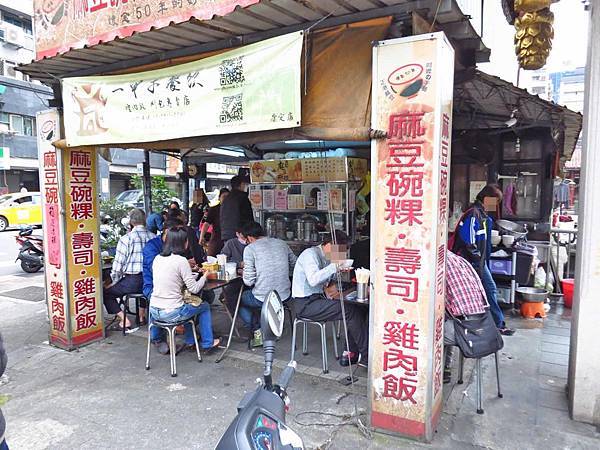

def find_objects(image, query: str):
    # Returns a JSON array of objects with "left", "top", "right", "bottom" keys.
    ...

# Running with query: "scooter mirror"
[{"left": 261, "top": 290, "right": 284, "bottom": 341}]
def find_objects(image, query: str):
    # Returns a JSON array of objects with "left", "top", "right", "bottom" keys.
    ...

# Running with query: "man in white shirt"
[{"left": 291, "top": 230, "right": 368, "bottom": 368}]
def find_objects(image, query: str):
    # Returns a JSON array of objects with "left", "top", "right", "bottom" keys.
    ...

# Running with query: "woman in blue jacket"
[{"left": 452, "top": 184, "right": 515, "bottom": 336}]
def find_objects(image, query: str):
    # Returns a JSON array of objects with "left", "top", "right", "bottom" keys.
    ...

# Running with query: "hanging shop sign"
[
  {"left": 62, "top": 31, "right": 303, "bottom": 147},
  {"left": 369, "top": 32, "right": 454, "bottom": 442},
  {"left": 38, "top": 110, "right": 104, "bottom": 350},
  {"left": 34, "top": 0, "right": 260, "bottom": 60}
]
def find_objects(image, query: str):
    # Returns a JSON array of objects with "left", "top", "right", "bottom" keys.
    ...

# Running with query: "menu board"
[
  {"left": 250, "top": 157, "right": 368, "bottom": 183},
  {"left": 274, "top": 190, "right": 288, "bottom": 210},
  {"left": 249, "top": 187, "right": 263, "bottom": 209},
  {"left": 329, "top": 189, "right": 343, "bottom": 211},
  {"left": 288, "top": 194, "right": 306, "bottom": 210},
  {"left": 263, "top": 190, "right": 275, "bottom": 209}
]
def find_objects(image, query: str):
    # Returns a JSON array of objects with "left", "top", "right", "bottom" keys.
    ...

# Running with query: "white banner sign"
[
  {"left": 62, "top": 32, "right": 303, "bottom": 146},
  {"left": 369, "top": 33, "right": 454, "bottom": 442}
]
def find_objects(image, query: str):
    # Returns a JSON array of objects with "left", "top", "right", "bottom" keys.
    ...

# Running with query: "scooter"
[
  {"left": 15, "top": 226, "right": 44, "bottom": 273},
  {"left": 215, "top": 290, "right": 304, "bottom": 450}
]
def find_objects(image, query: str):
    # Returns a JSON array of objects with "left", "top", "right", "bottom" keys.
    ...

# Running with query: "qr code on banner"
[
  {"left": 220, "top": 94, "right": 243, "bottom": 123},
  {"left": 219, "top": 57, "right": 245, "bottom": 86}
]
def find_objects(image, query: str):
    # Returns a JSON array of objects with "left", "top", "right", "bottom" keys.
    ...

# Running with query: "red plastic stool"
[{"left": 520, "top": 301, "right": 547, "bottom": 319}]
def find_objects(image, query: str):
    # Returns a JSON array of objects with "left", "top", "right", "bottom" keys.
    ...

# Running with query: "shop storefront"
[{"left": 19, "top": 0, "right": 580, "bottom": 442}]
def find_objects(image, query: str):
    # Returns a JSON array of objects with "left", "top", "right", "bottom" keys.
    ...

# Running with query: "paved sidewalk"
[{"left": 1, "top": 284, "right": 599, "bottom": 449}]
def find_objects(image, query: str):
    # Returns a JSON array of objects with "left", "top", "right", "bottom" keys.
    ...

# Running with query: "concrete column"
[{"left": 568, "top": 1, "right": 600, "bottom": 426}]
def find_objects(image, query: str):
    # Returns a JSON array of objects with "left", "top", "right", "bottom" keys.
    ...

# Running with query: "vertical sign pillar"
[
  {"left": 38, "top": 110, "right": 104, "bottom": 350},
  {"left": 369, "top": 33, "right": 454, "bottom": 442},
  {"left": 38, "top": 110, "right": 70, "bottom": 348}
]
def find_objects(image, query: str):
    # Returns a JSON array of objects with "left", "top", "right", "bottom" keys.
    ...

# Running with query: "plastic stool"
[
  {"left": 290, "top": 318, "right": 339, "bottom": 374},
  {"left": 520, "top": 301, "right": 547, "bottom": 319},
  {"left": 146, "top": 316, "right": 202, "bottom": 377}
]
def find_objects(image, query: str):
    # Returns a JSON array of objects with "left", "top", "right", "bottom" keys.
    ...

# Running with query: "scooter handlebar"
[{"left": 278, "top": 361, "right": 297, "bottom": 390}]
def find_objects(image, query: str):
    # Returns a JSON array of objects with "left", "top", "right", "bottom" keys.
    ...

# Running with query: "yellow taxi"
[{"left": 0, "top": 192, "right": 42, "bottom": 231}]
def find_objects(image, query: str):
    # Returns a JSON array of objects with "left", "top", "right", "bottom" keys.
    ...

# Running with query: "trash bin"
[{"left": 562, "top": 279, "right": 575, "bottom": 308}]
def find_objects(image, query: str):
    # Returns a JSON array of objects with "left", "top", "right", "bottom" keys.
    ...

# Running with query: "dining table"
[{"left": 201, "top": 275, "right": 245, "bottom": 363}]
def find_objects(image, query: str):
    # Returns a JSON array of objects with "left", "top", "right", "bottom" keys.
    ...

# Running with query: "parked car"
[
  {"left": 114, "top": 189, "right": 182, "bottom": 210},
  {"left": 0, "top": 192, "right": 42, "bottom": 231},
  {"left": 114, "top": 189, "right": 144, "bottom": 208}
]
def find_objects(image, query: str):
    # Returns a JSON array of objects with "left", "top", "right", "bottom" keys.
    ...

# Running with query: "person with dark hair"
[
  {"left": 103, "top": 208, "right": 155, "bottom": 329},
  {"left": 443, "top": 250, "right": 487, "bottom": 383},
  {"left": 220, "top": 228, "right": 248, "bottom": 313},
  {"left": 291, "top": 230, "right": 369, "bottom": 367},
  {"left": 169, "top": 200, "right": 180, "bottom": 210},
  {"left": 0, "top": 330, "right": 8, "bottom": 450},
  {"left": 190, "top": 189, "right": 209, "bottom": 233},
  {"left": 200, "top": 188, "right": 230, "bottom": 257},
  {"left": 146, "top": 208, "right": 167, "bottom": 234},
  {"left": 241, "top": 222, "right": 296, "bottom": 347},
  {"left": 149, "top": 227, "right": 221, "bottom": 353},
  {"left": 143, "top": 213, "right": 185, "bottom": 354},
  {"left": 451, "top": 183, "right": 514, "bottom": 336},
  {"left": 220, "top": 175, "right": 253, "bottom": 243},
  {"left": 171, "top": 209, "right": 207, "bottom": 267}
]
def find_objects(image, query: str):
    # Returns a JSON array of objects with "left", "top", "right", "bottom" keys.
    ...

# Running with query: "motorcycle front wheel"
[{"left": 20, "top": 259, "right": 42, "bottom": 273}]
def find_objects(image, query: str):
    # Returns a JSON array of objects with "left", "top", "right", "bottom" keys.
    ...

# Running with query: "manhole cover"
[{"left": 0, "top": 286, "right": 46, "bottom": 302}]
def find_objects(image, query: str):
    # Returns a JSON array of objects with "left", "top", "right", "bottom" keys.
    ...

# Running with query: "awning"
[
  {"left": 453, "top": 69, "right": 583, "bottom": 161},
  {"left": 19, "top": 0, "right": 489, "bottom": 85}
]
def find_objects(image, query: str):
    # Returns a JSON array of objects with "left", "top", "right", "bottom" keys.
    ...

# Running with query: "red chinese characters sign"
[
  {"left": 369, "top": 33, "right": 454, "bottom": 442},
  {"left": 38, "top": 111, "right": 104, "bottom": 350},
  {"left": 65, "top": 147, "right": 104, "bottom": 345},
  {"left": 34, "top": 0, "right": 260, "bottom": 60},
  {"left": 38, "top": 110, "right": 69, "bottom": 347}
]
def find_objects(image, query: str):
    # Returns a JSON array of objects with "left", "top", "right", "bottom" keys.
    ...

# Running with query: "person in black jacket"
[
  {"left": 0, "top": 330, "right": 8, "bottom": 450},
  {"left": 220, "top": 175, "right": 253, "bottom": 242}
]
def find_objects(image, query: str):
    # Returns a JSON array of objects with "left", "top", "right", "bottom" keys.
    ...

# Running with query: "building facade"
[{"left": 0, "top": 0, "right": 52, "bottom": 193}]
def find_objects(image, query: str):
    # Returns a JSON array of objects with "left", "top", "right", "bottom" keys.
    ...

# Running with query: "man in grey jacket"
[
  {"left": 241, "top": 222, "right": 296, "bottom": 347},
  {"left": 1, "top": 330, "right": 8, "bottom": 450}
]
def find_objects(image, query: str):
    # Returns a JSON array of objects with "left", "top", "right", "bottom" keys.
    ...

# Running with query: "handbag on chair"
[
  {"left": 183, "top": 289, "right": 203, "bottom": 307},
  {"left": 450, "top": 309, "right": 504, "bottom": 359}
]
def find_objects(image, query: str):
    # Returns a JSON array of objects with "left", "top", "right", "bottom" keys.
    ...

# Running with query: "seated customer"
[
  {"left": 291, "top": 230, "right": 369, "bottom": 367},
  {"left": 146, "top": 208, "right": 167, "bottom": 234},
  {"left": 444, "top": 250, "right": 487, "bottom": 383},
  {"left": 171, "top": 209, "right": 207, "bottom": 268},
  {"left": 143, "top": 213, "right": 184, "bottom": 354},
  {"left": 104, "top": 208, "right": 155, "bottom": 329},
  {"left": 150, "top": 227, "right": 221, "bottom": 353},
  {"left": 241, "top": 222, "right": 297, "bottom": 347},
  {"left": 221, "top": 229, "right": 248, "bottom": 313}
]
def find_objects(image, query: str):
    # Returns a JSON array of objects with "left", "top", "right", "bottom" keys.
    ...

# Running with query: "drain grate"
[{"left": 0, "top": 286, "right": 46, "bottom": 302}]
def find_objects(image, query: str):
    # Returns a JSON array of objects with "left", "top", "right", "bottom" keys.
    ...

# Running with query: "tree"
[{"left": 130, "top": 174, "right": 177, "bottom": 211}]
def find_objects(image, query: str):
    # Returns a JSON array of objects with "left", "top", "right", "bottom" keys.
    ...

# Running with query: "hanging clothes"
[
  {"left": 554, "top": 179, "right": 570, "bottom": 207},
  {"left": 502, "top": 182, "right": 516, "bottom": 216}
]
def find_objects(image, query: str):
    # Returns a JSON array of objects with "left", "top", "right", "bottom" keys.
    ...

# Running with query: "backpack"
[{"left": 448, "top": 209, "right": 471, "bottom": 254}]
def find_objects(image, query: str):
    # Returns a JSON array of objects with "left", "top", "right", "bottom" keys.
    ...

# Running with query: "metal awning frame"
[{"left": 19, "top": 0, "right": 489, "bottom": 85}]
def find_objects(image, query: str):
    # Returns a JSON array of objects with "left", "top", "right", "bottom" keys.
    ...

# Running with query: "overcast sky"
[{"left": 478, "top": 0, "right": 589, "bottom": 84}]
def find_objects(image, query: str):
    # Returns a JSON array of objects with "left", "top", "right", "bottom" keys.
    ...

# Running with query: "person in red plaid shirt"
[{"left": 443, "top": 250, "right": 487, "bottom": 383}]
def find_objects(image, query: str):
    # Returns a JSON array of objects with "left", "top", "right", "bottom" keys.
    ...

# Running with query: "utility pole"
[
  {"left": 181, "top": 158, "right": 189, "bottom": 214},
  {"left": 142, "top": 149, "right": 152, "bottom": 216}
]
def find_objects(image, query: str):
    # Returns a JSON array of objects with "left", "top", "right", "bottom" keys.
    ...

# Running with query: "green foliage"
[
  {"left": 131, "top": 174, "right": 177, "bottom": 211},
  {"left": 99, "top": 199, "right": 128, "bottom": 251}
]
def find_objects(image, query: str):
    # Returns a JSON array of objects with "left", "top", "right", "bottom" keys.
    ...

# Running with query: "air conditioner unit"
[{"left": 4, "top": 25, "right": 22, "bottom": 47}]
